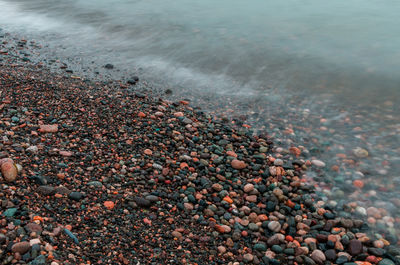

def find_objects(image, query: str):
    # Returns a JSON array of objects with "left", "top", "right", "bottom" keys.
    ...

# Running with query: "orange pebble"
[
  {"left": 138, "top": 112, "right": 146, "bottom": 118},
  {"left": 33, "top": 216, "right": 43, "bottom": 222},
  {"left": 286, "top": 235, "right": 294, "bottom": 242},
  {"left": 223, "top": 196, "right": 233, "bottom": 204},
  {"left": 104, "top": 201, "right": 115, "bottom": 210},
  {"left": 353, "top": 180, "right": 364, "bottom": 188}
]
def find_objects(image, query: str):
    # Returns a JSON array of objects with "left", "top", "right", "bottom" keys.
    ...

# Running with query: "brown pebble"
[
  {"left": 11, "top": 242, "right": 31, "bottom": 254},
  {"left": 1, "top": 161, "right": 17, "bottom": 182}
]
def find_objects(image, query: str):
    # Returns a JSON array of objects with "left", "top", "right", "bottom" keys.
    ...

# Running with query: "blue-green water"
[{"left": 0, "top": 0, "right": 399, "bottom": 103}]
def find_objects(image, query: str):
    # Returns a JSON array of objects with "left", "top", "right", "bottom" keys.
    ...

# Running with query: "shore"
[{"left": 1, "top": 34, "right": 400, "bottom": 265}]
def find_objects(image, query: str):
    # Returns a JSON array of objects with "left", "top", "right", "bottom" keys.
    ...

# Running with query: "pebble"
[
  {"left": 26, "top": 145, "right": 39, "bottom": 153},
  {"left": 39, "top": 124, "right": 58, "bottom": 133},
  {"left": 134, "top": 197, "right": 152, "bottom": 207},
  {"left": 348, "top": 239, "right": 363, "bottom": 256},
  {"left": 353, "top": 147, "right": 369, "bottom": 158},
  {"left": 243, "top": 253, "right": 254, "bottom": 262},
  {"left": 1, "top": 161, "right": 17, "bottom": 182},
  {"left": 231, "top": 159, "right": 246, "bottom": 169},
  {"left": 378, "top": 259, "right": 395, "bottom": 265},
  {"left": 311, "top": 160, "right": 326, "bottom": 167},
  {"left": 68, "top": 191, "right": 84, "bottom": 201},
  {"left": 11, "top": 241, "right": 31, "bottom": 254},
  {"left": 243, "top": 183, "right": 254, "bottom": 193},
  {"left": 311, "top": 249, "right": 326, "bottom": 264},
  {"left": 268, "top": 221, "right": 281, "bottom": 232}
]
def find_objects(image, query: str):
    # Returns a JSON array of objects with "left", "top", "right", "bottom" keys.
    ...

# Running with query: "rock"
[
  {"left": 68, "top": 191, "right": 84, "bottom": 201},
  {"left": 353, "top": 147, "right": 368, "bottom": 158},
  {"left": 145, "top": 195, "right": 159, "bottom": 202},
  {"left": 26, "top": 145, "right": 39, "bottom": 153},
  {"left": 1, "top": 161, "right": 17, "bottom": 182},
  {"left": 184, "top": 203, "right": 194, "bottom": 211},
  {"left": 64, "top": 228, "right": 79, "bottom": 244},
  {"left": 0, "top": 233, "right": 6, "bottom": 244},
  {"left": 59, "top": 150, "right": 73, "bottom": 157},
  {"left": 274, "top": 159, "right": 284, "bottom": 166},
  {"left": 25, "top": 223, "right": 43, "bottom": 233},
  {"left": 39, "top": 124, "right": 58, "bottom": 133},
  {"left": 348, "top": 239, "right": 363, "bottom": 256},
  {"left": 37, "top": 185, "right": 55, "bottom": 196},
  {"left": 127, "top": 76, "right": 139, "bottom": 84},
  {"left": 104, "top": 64, "right": 114, "bottom": 69},
  {"left": 134, "top": 197, "right": 151, "bottom": 207},
  {"left": 246, "top": 195, "right": 257, "bottom": 202},
  {"left": 268, "top": 221, "right": 281, "bottom": 232},
  {"left": 378, "top": 259, "right": 395, "bottom": 265},
  {"left": 3, "top": 208, "right": 17, "bottom": 217},
  {"left": 11, "top": 241, "right": 31, "bottom": 254},
  {"left": 30, "top": 255, "right": 46, "bottom": 265},
  {"left": 103, "top": 201, "right": 115, "bottom": 210},
  {"left": 254, "top": 243, "right": 267, "bottom": 252},
  {"left": 171, "top": 231, "right": 182, "bottom": 239},
  {"left": 325, "top": 249, "right": 336, "bottom": 261},
  {"left": 311, "top": 249, "right": 326, "bottom": 264},
  {"left": 212, "top": 183, "right": 223, "bottom": 191},
  {"left": 243, "top": 183, "right": 254, "bottom": 193},
  {"left": 231, "top": 159, "right": 246, "bottom": 169},
  {"left": 311, "top": 160, "right": 326, "bottom": 167},
  {"left": 87, "top": 181, "right": 103, "bottom": 187},
  {"left": 217, "top": 246, "right": 226, "bottom": 254},
  {"left": 243, "top": 253, "right": 254, "bottom": 263},
  {"left": 55, "top": 186, "right": 71, "bottom": 195}
]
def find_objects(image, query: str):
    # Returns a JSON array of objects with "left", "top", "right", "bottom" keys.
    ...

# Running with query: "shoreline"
[{"left": 1, "top": 33, "right": 400, "bottom": 265}]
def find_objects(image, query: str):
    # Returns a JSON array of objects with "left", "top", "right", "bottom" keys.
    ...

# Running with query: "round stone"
[{"left": 268, "top": 221, "right": 281, "bottom": 232}]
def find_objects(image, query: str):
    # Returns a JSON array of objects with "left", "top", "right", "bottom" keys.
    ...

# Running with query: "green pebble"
[{"left": 3, "top": 208, "right": 17, "bottom": 217}]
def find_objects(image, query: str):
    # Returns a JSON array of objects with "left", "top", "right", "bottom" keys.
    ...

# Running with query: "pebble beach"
[{"left": 1, "top": 32, "right": 400, "bottom": 265}]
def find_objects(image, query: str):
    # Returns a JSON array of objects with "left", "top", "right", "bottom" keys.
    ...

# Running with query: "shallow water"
[
  {"left": 1, "top": 0, "right": 400, "bottom": 103},
  {"left": 1, "top": 0, "right": 400, "bottom": 237}
]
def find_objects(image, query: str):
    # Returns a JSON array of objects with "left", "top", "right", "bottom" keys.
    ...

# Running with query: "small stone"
[
  {"left": 378, "top": 259, "right": 395, "bottom": 265},
  {"left": 243, "top": 183, "right": 254, "bottom": 193},
  {"left": 26, "top": 146, "right": 39, "bottom": 153},
  {"left": 348, "top": 239, "right": 363, "bottom": 256},
  {"left": 311, "top": 249, "right": 326, "bottom": 264},
  {"left": 25, "top": 223, "right": 43, "bottom": 233},
  {"left": 243, "top": 253, "right": 254, "bottom": 263},
  {"left": 353, "top": 147, "right": 368, "bottom": 158},
  {"left": 134, "top": 197, "right": 151, "bottom": 207},
  {"left": 30, "top": 255, "right": 46, "bottom": 265},
  {"left": 11, "top": 241, "right": 31, "bottom": 254},
  {"left": 171, "top": 231, "right": 182, "bottom": 239},
  {"left": 39, "top": 124, "right": 58, "bottom": 133},
  {"left": 68, "top": 192, "right": 84, "bottom": 201},
  {"left": 246, "top": 195, "right": 257, "bottom": 202},
  {"left": 37, "top": 185, "right": 55, "bottom": 196},
  {"left": 29, "top": 239, "right": 41, "bottom": 246},
  {"left": 274, "top": 159, "right": 284, "bottom": 166},
  {"left": 217, "top": 246, "right": 226, "bottom": 254},
  {"left": 184, "top": 203, "right": 194, "bottom": 211},
  {"left": 212, "top": 183, "right": 223, "bottom": 191},
  {"left": 145, "top": 195, "right": 159, "bottom": 202},
  {"left": 104, "top": 63, "right": 114, "bottom": 69},
  {"left": 1, "top": 161, "right": 17, "bottom": 182},
  {"left": 3, "top": 208, "right": 17, "bottom": 217},
  {"left": 254, "top": 243, "right": 267, "bottom": 252},
  {"left": 325, "top": 249, "right": 336, "bottom": 261},
  {"left": 231, "top": 159, "right": 246, "bottom": 169},
  {"left": 103, "top": 201, "right": 115, "bottom": 210},
  {"left": 87, "top": 181, "right": 103, "bottom": 187},
  {"left": 268, "top": 221, "right": 281, "bottom": 232},
  {"left": 311, "top": 160, "right": 326, "bottom": 167}
]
